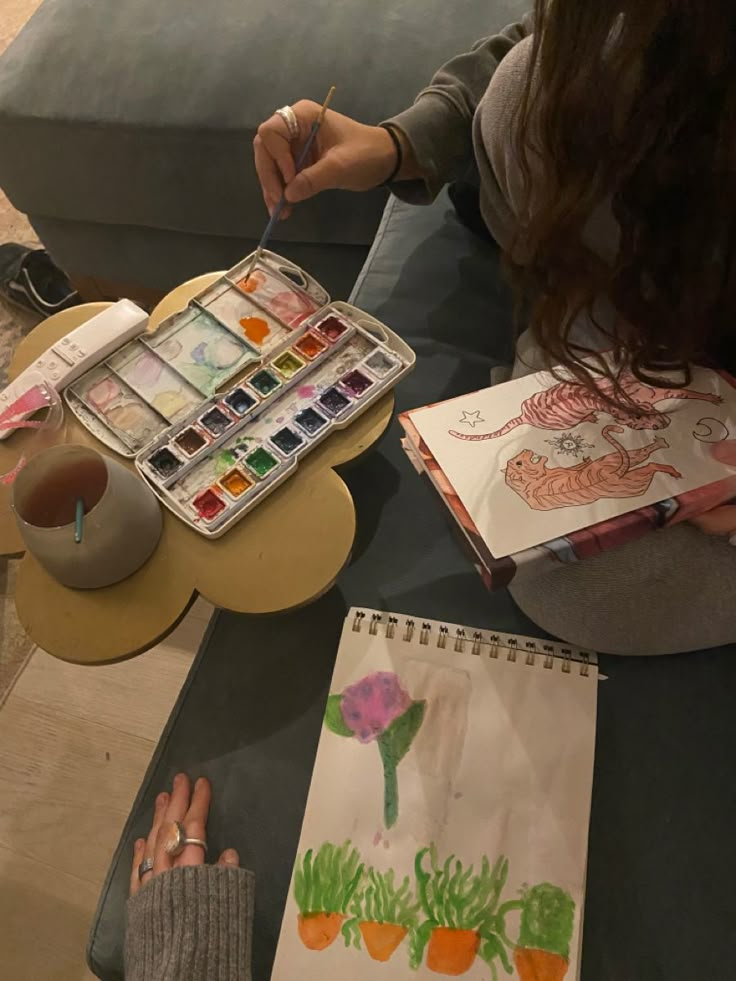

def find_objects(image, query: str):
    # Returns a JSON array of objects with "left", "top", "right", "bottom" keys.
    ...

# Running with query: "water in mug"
[{"left": 20, "top": 457, "right": 107, "bottom": 528}]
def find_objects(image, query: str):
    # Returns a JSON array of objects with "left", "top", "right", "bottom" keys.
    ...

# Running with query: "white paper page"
[
  {"left": 271, "top": 612, "right": 597, "bottom": 981},
  {"left": 409, "top": 364, "right": 736, "bottom": 557}
]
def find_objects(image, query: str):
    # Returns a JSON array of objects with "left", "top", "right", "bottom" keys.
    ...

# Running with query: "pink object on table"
[{"left": 0, "top": 385, "right": 53, "bottom": 431}]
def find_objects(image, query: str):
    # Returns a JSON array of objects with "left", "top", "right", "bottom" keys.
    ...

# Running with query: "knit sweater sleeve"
[
  {"left": 124, "top": 865, "right": 255, "bottom": 981},
  {"left": 384, "top": 13, "right": 533, "bottom": 203}
]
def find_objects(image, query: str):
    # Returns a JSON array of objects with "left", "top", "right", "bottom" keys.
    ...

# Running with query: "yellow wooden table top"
[{"left": 0, "top": 275, "right": 393, "bottom": 664}]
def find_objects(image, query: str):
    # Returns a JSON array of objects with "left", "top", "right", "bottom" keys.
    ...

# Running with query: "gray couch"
[
  {"left": 0, "top": 0, "right": 525, "bottom": 297},
  {"left": 86, "top": 191, "right": 736, "bottom": 980}
]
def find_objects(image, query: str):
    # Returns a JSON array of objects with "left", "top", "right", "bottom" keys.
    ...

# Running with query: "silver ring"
[
  {"left": 163, "top": 820, "right": 208, "bottom": 858},
  {"left": 138, "top": 857, "right": 154, "bottom": 880},
  {"left": 275, "top": 105, "right": 300, "bottom": 141}
]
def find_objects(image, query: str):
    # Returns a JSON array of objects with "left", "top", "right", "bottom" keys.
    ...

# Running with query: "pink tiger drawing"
[
  {"left": 450, "top": 371, "right": 723, "bottom": 441},
  {"left": 504, "top": 425, "right": 682, "bottom": 510}
]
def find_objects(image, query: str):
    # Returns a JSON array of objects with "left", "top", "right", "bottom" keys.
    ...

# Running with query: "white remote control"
[{"left": 0, "top": 299, "right": 149, "bottom": 439}]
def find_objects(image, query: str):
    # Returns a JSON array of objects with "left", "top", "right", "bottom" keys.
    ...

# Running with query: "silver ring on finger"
[
  {"left": 275, "top": 105, "right": 300, "bottom": 141},
  {"left": 138, "top": 857, "right": 154, "bottom": 880},
  {"left": 163, "top": 820, "right": 208, "bottom": 858}
]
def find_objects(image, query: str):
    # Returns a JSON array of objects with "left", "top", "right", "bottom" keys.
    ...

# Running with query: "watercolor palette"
[{"left": 63, "top": 251, "right": 415, "bottom": 537}]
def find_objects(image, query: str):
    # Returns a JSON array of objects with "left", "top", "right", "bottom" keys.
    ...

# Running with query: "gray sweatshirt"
[
  {"left": 123, "top": 20, "right": 530, "bottom": 981},
  {"left": 387, "top": 14, "right": 533, "bottom": 250}
]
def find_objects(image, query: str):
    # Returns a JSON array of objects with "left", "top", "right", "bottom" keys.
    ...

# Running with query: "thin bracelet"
[{"left": 378, "top": 123, "right": 404, "bottom": 186}]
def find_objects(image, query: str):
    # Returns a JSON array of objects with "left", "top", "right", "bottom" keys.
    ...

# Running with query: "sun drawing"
[{"left": 545, "top": 432, "right": 594, "bottom": 457}]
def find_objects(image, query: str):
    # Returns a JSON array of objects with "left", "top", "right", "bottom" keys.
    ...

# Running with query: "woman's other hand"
[
  {"left": 253, "top": 101, "right": 416, "bottom": 217},
  {"left": 130, "top": 774, "right": 239, "bottom": 897}
]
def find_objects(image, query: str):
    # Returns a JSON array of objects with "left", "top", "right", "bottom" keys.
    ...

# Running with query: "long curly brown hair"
[{"left": 511, "top": 0, "right": 736, "bottom": 392}]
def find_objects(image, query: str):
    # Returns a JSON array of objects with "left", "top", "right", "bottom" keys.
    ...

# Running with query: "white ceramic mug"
[{"left": 12, "top": 443, "right": 163, "bottom": 589}]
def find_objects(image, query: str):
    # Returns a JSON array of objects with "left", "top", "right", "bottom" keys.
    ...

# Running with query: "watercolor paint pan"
[
  {"left": 318, "top": 386, "right": 352, "bottom": 418},
  {"left": 293, "top": 406, "right": 329, "bottom": 437},
  {"left": 269, "top": 426, "right": 305, "bottom": 457},
  {"left": 312, "top": 313, "right": 352, "bottom": 345},
  {"left": 271, "top": 350, "right": 306, "bottom": 381},
  {"left": 243, "top": 445, "right": 281, "bottom": 480},
  {"left": 361, "top": 347, "right": 401, "bottom": 381},
  {"left": 199, "top": 405, "right": 235, "bottom": 438},
  {"left": 144, "top": 446, "right": 187, "bottom": 483},
  {"left": 340, "top": 368, "right": 374, "bottom": 398},
  {"left": 191, "top": 487, "right": 228, "bottom": 524},
  {"left": 293, "top": 330, "right": 328, "bottom": 362},
  {"left": 179, "top": 449, "right": 297, "bottom": 532},
  {"left": 174, "top": 425, "right": 211, "bottom": 458},
  {"left": 218, "top": 468, "right": 254, "bottom": 500},
  {"left": 248, "top": 368, "right": 282, "bottom": 398},
  {"left": 224, "top": 387, "right": 259, "bottom": 417}
]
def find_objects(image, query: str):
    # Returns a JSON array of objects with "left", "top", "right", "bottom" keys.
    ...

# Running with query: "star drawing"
[{"left": 458, "top": 410, "right": 485, "bottom": 428}]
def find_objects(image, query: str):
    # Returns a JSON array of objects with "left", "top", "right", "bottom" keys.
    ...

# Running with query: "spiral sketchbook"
[
  {"left": 400, "top": 362, "right": 736, "bottom": 592},
  {"left": 271, "top": 608, "right": 598, "bottom": 981}
]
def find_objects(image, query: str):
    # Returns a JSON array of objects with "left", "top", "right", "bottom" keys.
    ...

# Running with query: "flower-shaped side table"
[{"left": 0, "top": 274, "right": 393, "bottom": 663}]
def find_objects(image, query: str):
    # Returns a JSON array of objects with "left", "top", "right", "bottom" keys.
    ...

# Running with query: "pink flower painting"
[{"left": 325, "top": 672, "right": 426, "bottom": 828}]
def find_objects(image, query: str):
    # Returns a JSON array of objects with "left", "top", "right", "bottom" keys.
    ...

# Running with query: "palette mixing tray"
[{"left": 64, "top": 251, "right": 415, "bottom": 537}]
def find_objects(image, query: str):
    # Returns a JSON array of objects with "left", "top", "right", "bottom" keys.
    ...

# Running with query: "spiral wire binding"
[{"left": 350, "top": 610, "right": 595, "bottom": 675}]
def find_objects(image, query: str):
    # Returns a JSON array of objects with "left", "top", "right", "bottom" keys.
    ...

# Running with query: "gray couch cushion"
[
  {"left": 0, "top": 0, "right": 528, "bottom": 245},
  {"left": 87, "top": 192, "right": 736, "bottom": 981}
]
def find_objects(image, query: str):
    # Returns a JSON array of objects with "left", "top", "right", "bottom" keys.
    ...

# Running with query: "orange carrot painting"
[
  {"left": 410, "top": 845, "right": 513, "bottom": 978},
  {"left": 348, "top": 867, "right": 419, "bottom": 963},
  {"left": 293, "top": 841, "right": 364, "bottom": 951}
]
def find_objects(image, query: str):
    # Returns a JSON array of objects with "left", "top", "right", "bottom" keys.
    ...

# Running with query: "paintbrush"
[
  {"left": 74, "top": 497, "right": 84, "bottom": 544},
  {"left": 243, "top": 85, "right": 336, "bottom": 285}
]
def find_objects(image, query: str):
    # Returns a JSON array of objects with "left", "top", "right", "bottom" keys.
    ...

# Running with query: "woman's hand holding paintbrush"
[{"left": 254, "top": 100, "right": 422, "bottom": 219}]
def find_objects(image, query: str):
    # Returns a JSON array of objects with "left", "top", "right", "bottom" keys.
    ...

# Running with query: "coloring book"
[
  {"left": 271, "top": 609, "right": 598, "bottom": 981},
  {"left": 400, "top": 362, "right": 736, "bottom": 590}
]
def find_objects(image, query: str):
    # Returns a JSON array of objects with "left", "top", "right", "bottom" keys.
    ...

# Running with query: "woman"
[{"left": 255, "top": 2, "right": 736, "bottom": 655}]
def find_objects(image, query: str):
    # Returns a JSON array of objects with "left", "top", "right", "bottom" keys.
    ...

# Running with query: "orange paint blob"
[
  {"left": 426, "top": 928, "right": 479, "bottom": 975},
  {"left": 239, "top": 271, "right": 266, "bottom": 293},
  {"left": 359, "top": 922, "right": 408, "bottom": 962},
  {"left": 239, "top": 316, "right": 270, "bottom": 344},
  {"left": 514, "top": 947, "right": 570, "bottom": 981},
  {"left": 297, "top": 912, "right": 344, "bottom": 951}
]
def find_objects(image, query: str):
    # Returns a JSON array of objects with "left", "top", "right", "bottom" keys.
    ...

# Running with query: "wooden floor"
[{"left": 0, "top": 599, "right": 213, "bottom": 980}]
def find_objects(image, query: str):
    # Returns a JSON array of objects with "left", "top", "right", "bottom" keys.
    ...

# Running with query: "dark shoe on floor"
[{"left": 0, "top": 244, "right": 79, "bottom": 317}]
